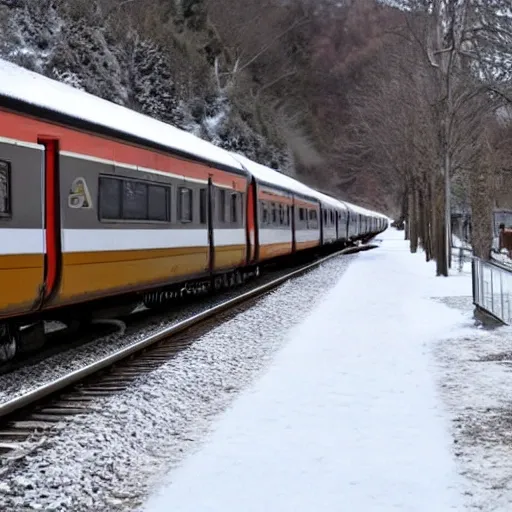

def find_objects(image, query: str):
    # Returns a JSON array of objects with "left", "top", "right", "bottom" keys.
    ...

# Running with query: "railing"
[
  {"left": 452, "top": 245, "right": 473, "bottom": 272},
  {"left": 473, "top": 256, "right": 512, "bottom": 324}
]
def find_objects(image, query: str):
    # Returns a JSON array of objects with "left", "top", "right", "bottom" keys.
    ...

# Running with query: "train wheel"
[
  {"left": 17, "top": 322, "right": 45, "bottom": 354},
  {"left": 0, "top": 323, "right": 18, "bottom": 362},
  {"left": 214, "top": 276, "right": 224, "bottom": 291}
]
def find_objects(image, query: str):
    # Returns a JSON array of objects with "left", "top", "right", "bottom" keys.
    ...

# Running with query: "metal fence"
[
  {"left": 452, "top": 245, "right": 473, "bottom": 272},
  {"left": 473, "top": 257, "right": 512, "bottom": 324}
]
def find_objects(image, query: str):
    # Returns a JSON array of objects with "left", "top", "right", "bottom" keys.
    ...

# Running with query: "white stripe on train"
[
  {"left": 0, "top": 226, "right": 335, "bottom": 256},
  {"left": 259, "top": 229, "right": 292, "bottom": 245},
  {"left": 0, "top": 228, "right": 246, "bottom": 255},
  {"left": 295, "top": 229, "right": 320, "bottom": 243},
  {"left": 0, "top": 229, "right": 44, "bottom": 255}
]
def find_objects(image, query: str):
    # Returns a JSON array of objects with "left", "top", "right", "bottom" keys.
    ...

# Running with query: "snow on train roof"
[
  {"left": 233, "top": 152, "right": 350, "bottom": 210},
  {"left": 313, "top": 190, "right": 347, "bottom": 210},
  {"left": 0, "top": 58, "right": 244, "bottom": 171},
  {"left": 342, "top": 200, "right": 383, "bottom": 218},
  {"left": 230, "top": 152, "right": 318, "bottom": 198}
]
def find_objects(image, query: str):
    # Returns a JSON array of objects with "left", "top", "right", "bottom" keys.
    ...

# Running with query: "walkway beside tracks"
[{"left": 142, "top": 229, "right": 472, "bottom": 512}]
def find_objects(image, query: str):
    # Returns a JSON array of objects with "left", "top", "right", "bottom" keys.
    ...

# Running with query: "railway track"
[{"left": 0, "top": 245, "right": 373, "bottom": 459}]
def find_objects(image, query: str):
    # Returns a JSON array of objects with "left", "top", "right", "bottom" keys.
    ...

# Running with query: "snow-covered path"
[{"left": 142, "top": 229, "right": 471, "bottom": 512}]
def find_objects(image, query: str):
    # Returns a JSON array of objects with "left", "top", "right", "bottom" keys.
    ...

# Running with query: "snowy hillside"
[{"left": 0, "top": 0, "right": 292, "bottom": 172}]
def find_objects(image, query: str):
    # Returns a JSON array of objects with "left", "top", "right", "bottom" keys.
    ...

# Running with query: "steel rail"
[{"left": 0, "top": 244, "right": 371, "bottom": 419}]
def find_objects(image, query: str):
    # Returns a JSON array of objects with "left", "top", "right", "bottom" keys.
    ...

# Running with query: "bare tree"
[{"left": 398, "top": 0, "right": 512, "bottom": 271}]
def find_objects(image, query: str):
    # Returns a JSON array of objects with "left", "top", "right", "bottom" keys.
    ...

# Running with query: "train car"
[
  {"left": 344, "top": 201, "right": 388, "bottom": 241},
  {"left": 0, "top": 58, "right": 253, "bottom": 358},
  {"left": 232, "top": 153, "right": 294, "bottom": 263},
  {"left": 232, "top": 153, "right": 322, "bottom": 259},
  {"left": 314, "top": 191, "right": 348, "bottom": 245},
  {"left": 365, "top": 210, "right": 388, "bottom": 237},
  {"left": 343, "top": 201, "right": 360, "bottom": 241}
]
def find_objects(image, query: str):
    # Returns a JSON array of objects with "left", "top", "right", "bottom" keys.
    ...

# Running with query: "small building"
[{"left": 493, "top": 209, "right": 512, "bottom": 236}]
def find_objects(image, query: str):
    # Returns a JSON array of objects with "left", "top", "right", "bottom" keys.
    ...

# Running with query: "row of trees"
[{"left": 337, "top": 0, "right": 512, "bottom": 275}]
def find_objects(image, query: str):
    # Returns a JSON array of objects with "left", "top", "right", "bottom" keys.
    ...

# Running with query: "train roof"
[
  {"left": 343, "top": 200, "right": 382, "bottom": 218},
  {"left": 314, "top": 191, "right": 347, "bottom": 210},
  {"left": 231, "top": 152, "right": 318, "bottom": 200},
  {"left": 0, "top": 58, "right": 245, "bottom": 173},
  {"left": 234, "top": 153, "right": 378, "bottom": 214}
]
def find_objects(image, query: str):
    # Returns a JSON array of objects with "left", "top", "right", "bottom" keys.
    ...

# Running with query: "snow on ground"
[
  {"left": 141, "top": 229, "right": 475, "bottom": 512},
  {"left": 0, "top": 255, "right": 356, "bottom": 512},
  {"left": 433, "top": 297, "right": 512, "bottom": 511}
]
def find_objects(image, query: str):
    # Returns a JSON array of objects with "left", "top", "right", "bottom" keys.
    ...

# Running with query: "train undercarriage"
[{"left": 0, "top": 265, "right": 262, "bottom": 364}]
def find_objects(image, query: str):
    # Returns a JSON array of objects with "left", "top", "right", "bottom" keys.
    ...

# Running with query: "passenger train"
[{"left": 0, "top": 58, "right": 388, "bottom": 361}]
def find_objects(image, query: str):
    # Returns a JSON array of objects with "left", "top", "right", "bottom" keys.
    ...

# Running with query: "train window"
[
  {"left": 218, "top": 189, "right": 226, "bottom": 222},
  {"left": 179, "top": 187, "right": 193, "bottom": 222},
  {"left": 330, "top": 210, "right": 334, "bottom": 224},
  {"left": 299, "top": 208, "right": 305, "bottom": 222},
  {"left": 0, "top": 160, "right": 11, "bottom": 217},
  {"left": 230, "top": 193, "right": 238, "bottom": 223},
  {"left": 309, "top": 209, "right": 318, "bottom": 229},
  {"left": 323, "top": 210, "right": 327, "bottom": 225},
  {"left": 99, "top": 177, "right": 122, "bottom": 219},
  {"left": 199, "top": 189, "right": 207, "bottom": 224},
  {"left": 261, "top": 202, "right": 269, "bottom": 225},
  {"left": 279, "top": 204, "right": 284, "bottom": 225},
  {"left": 100, "top": 176, "right": 171, "bottom": 222},
  {"left": 123, "top": 180, "right": 147, "bottom": 220},
  {"left": 148, "top": 184, "right": 169, "bottom": 222},
  {"left": 271, "top": 203, "right": 277, "bottom": 224}
]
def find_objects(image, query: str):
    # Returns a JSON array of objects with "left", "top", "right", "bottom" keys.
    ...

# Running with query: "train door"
[
  {"left": 38, "top": 138, "right": 62, "bottom": 306},
  {"left": 207, "top": 175, "right": 215, "bottom": 274},
  {"left": 320, "top": 205, "right": 324, "bottom": 245},
  {"left": 291, "top": 197, "right": 296, "bottom": 253},
  {"left": 245, "top": 178, "right": 258, "bottom": 264},
  {"left": 210, "top": 181, "right": 245, "bottom": 272}
]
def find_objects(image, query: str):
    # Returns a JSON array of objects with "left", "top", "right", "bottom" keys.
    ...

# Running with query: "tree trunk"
[
  {"left": 409, "top": 186, "right": 418, "bottom": 253},
  {"left": 430, "top": 174, "right": 448, "bottom": 276},
  {"left": 424, "top": 174, "right": 435, "bottom": 262},
  {"left": 418, "top": 182, "right": 427, "bottom": 257},
  {"left": 403, "top": 186, "right": 410, "bottom": 241},
  {"left": 470, "top": 152, "right": 494, "bottom": 259},
  {"left": 435, "top": 182, "right": 448, "bottom": 276},
  {"left": 418, "top": 187, "right": 424, "bottom": 248}
]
